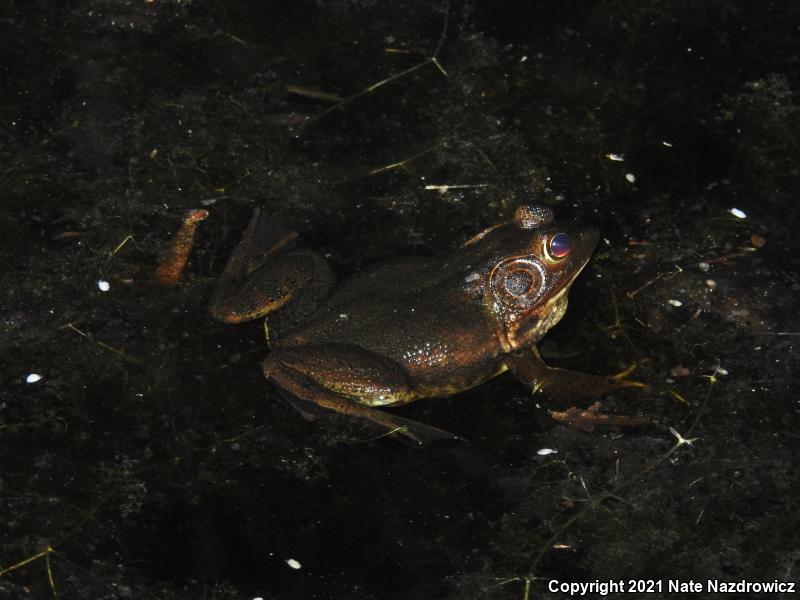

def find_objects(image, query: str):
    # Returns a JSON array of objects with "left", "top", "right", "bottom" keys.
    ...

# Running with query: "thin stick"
[
  {"left": 301, "top": 3, "right": 450, "bottom": 128},
  {"left": 110, "top": 235, "right": 134, "bottom": 257},
  {"left": 367, "top": 141, "right": 446, "bottom": 176},
  {"left": 45, "top": 550, "right": 57, "bottom": 597},
  {"left": 63, "top": 323, "right": 144, "bottom": 366},
  {"left": 0, "top": 546, "right": 54, "bottom": 577},
  {"left": 285, "top": 85, "right": 343, "bottom": 103}
]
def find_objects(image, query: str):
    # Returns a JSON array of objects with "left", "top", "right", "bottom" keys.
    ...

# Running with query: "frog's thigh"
[
  {"left": 505, "top": 347, "right": 646, "bottom": 400},
  {"left": 211, "top": 248, "right": 334, "bottom": 323},
  {"left": 265, "top": 344, "right": 415, "bottom": 405},
  {"left": 210, "top": 207, "right": 334, "bottom": 324},
  {"left": 263, "top": 345, "right": 457, "bottom": 442}
]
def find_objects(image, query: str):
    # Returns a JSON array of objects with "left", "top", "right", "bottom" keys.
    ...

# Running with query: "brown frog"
[{"left": 210, "top": 205, "right": 642, "bottom": 442}]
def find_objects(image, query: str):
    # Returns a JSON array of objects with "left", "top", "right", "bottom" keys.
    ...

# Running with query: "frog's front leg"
[
  {"left": 263, "top": 345, "right": 461, "bottom": 444},
  {"left": 505, "top": 348, "right": 648, "bottom": 431},
  {"left": 505, "top": 347, "right": 647, "bottom": 400}
]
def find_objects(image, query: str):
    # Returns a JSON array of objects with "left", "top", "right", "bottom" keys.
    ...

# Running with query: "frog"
[{"left": 209, "top": 205, "right": 644, "bottom": 443}]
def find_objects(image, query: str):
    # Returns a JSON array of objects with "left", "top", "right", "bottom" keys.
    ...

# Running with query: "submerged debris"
[{"left": 750, "top": 233, "right": 766, "bottom": 248}]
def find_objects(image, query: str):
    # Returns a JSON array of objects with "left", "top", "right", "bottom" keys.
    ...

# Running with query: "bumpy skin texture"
[{"left": 210, "top": 205, "right": 614, "bottom": 442}]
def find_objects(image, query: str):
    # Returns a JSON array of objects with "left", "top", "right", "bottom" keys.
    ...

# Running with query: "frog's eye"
[
  {"left": 545, "top": 233, "right": 571, "bottom": 261},
  {"left": 490, "top": 258, "right": 546, "bottom": 309}
]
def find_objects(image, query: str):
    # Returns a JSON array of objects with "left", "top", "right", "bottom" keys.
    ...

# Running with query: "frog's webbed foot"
[
  {"left": 505, "top": 348, "right": 648, "bottom": 401},
  {"left": 263, "top": 345, "right": 461, "bottom": 444},
  {"left": 282, "top": 394, "right": 462, "bottom": 444},
  {"left": 210, "top": 208, "right": 335, "bottom": 324}
]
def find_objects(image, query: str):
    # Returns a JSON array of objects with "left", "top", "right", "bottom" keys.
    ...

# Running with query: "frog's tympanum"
[{"left": 210, "top": 205, "right": 642, "bottom": 442}]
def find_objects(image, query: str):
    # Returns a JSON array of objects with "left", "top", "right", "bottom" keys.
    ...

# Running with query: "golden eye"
[{"left": 490, "top": 258, "right": 545, "bottom": 309}]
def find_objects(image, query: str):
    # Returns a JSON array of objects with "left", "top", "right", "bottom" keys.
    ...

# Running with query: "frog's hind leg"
[
  {"left": 263, "top": 346, "right": 461, "bottom": 444},
  {"left": 210, "top": 208, "right": 335, "bottom": 325},
  {"left": 280, "top": 393, "right": 459, "bottom": 444},
  {"left": 215, "top": 208, "right": 298, "bottom": 287}
]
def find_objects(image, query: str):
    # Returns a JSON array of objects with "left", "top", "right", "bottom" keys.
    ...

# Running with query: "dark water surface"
[{"left": 1, "top": 1, "right": 799, "bottom": 598}]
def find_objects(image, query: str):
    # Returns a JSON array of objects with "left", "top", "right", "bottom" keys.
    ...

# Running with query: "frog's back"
[
  {"left": 273, "top": 267, "right": 502, "bottom": 388},
  {"left": 321, "top": 255, "right": 448, "bottom": 309}
]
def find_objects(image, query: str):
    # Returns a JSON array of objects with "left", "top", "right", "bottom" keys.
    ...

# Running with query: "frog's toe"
[
  {"left": 507, "top": 349, "right": 648, "bottom": 401},
  {"left": 608, "top": 361, "right": 649, "bottom": 388},
  {"left": 284, "top": 395, "right": 460, "bottom": 444},
  {"left": 376, "top": 412, "right": 465, "bottom": 444},
  {"left": 528, "top": 367, "right": 648, "bottom": 401}
]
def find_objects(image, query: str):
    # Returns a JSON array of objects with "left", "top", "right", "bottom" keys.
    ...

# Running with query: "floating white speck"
[
  {"left": 705, "top": 279, "right": 717, "bottom": 289},
  {"left": 606, "top": 153, "right": 625, "bottom": 162},
  {"left": 26, "top": 373, "right": 43, "bottom": 383},
  {"left": 285, "top": 558, "right": 302, "bottom": 570},
  {"left": 625, "top": 173, "right": 636, "bottom": 183},
  {"left": 97, "top": 280, "right": 110, "bottom": 292},
  {"left": 520, "top": 55, "right": 528, "bottom": 62},
  {"left": 668, "top": 299, "right": 683, "bottom": 307},
  {"left": 537, "top": 448, "right": 557, "bottom": 456},
  {"left": 698, "top": 262, "right": 710, "bottom": 273},
  {"left": 716, "top": 367, "right": 729, "bottom": 376},
  {"left": 662, "top": 141, "right": 673, "bottom": 147},
  {"left": 729, "top": 207, "right": 747, "bottom": 219},
  {"left": 253, "top": 597, "right": 264, "bottom": 600}
]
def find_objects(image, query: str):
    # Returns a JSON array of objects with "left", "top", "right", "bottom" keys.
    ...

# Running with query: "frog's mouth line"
[
  {"left": 553, "top": 252, "right": 593, "bottom": 296},
  {"left": 504, "top": 285, "right": 570, "bottom": 351}
]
